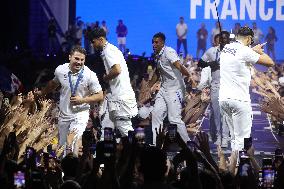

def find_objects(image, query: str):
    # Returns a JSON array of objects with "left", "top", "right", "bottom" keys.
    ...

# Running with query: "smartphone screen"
[
  {"left": 103, "top": 141, "right": 115, "bottom": 158},
  {"left": 262, "top": 158, "right": 274, "bottom": 188},
  {"left": 25, "top": 147, "right": 36, "bottom": 168},
  {"left": 104, "top": 127, "right": 113, "bottom": 141},
  {"left": 168, "top": 124, "right": 177, "bottom": 141},
  {"left": 262, "top": 169, "right": 275, "bottom": 188},
  {"left": 135, "top": 127, "right": 145, "bottom": 145},
  {"left": 14, "top": 171, "right": 25, "bottom": 188},
  {"left": 187, "top": 141, "right": 196, "bottom": 151},
  {"left": 244, "top": 137, "right": 252, "bottom": 151},
  {"left": 128, "top": 130, "right": 134, "bottom": 144}
]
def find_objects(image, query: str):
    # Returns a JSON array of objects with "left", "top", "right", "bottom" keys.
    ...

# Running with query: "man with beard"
[
  {"left": 34, "top": 45, "right": 103, "bottom": 155},
  {"left": 89, "top": 28, "right": 137, "bottom": 139}
]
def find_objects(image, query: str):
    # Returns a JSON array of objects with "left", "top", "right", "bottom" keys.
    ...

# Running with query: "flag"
[{"left": 0, "top": 66, "right": 24, "bottom": 93}]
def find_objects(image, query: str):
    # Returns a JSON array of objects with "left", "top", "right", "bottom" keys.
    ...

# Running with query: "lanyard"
[{"left": 68, "top": 68, "right": 84, "bottom": 97}]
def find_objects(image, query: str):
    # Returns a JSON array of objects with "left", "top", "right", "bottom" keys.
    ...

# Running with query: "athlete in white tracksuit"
[
  {"left": 198, "top": 31, "right": 230, "bottom": 147},
  {"left": 149, "top": 32, "right": 191, "bottom": 145},
  {"left": 90, "top": 28, "right": 138, "bottom": 139},
  {"left": 219, "top": 27, "right": 274, "bottom": 151}
]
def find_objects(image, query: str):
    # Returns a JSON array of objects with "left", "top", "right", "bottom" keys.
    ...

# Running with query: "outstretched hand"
[{"left": 155, "top": 125, "right": 166, "bottom": 149}]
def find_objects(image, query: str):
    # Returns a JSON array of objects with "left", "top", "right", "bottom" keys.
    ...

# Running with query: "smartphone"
[
  {"left": 263, "top": 158, "right": 273, "bottom": 167},
  {"left": 244, "top": 137, "right": 252, "bottom": 151},
  {"left": 166, "top": 151, "right": 178, "bottom": 161},
  {"left": 104, "top": 127, "right": 113, "bottom": 141},
  {"left": 103, "top": 141, "right": 115, "bottom": 158},
  {"left": 128, "top": 130, "right": 134, "bottom": 144},
  {"left": 239, "top": 150, "right": 248, "bottom": 159},
  {"left": 25, "top": 147, "right": 36, "bottom": 168},
  {"left": 168, "top": 124, "right": 177, "bottom": 141},
  {"left": 90, "top": 143, "right": 96, "bottom": 156},
  {"left": 43, "top": 152, "right": 49, "bottom": 168},
  {"left": 14, "top": 171, "right": 25, "bottom": 188},
  {"left": 262, "top": 169, "right": 275, "bottom": 188},
  {"left": 135, "top": 127, "right": 145, "bottom": 145},
  {"left": 187, "top": 141, "right": 196, "bottom": 151},
  {"left": 239, "top": 161, "right": 251, "bottom": 177}
]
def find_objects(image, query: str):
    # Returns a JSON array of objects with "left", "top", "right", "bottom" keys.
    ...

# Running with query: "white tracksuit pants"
[
  {"left": 219, "top": 99, "right": 252, "bottom": 151},
  {"left": 58, "top": 110, "right": 89, "bottom": 155},
  {"left": 99, "top": 95, "right": 137, "bottom": 140},
  {"left": 152, "top": 88, "right": 189, "bottom": 144}
]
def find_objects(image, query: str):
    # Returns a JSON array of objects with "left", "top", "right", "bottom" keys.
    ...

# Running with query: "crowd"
[
  {"left": 1, "top": 57, "right": 284, "bottom": 189},
  {"left": 0, "top": 24, "right": 283, "bottom": 189}
]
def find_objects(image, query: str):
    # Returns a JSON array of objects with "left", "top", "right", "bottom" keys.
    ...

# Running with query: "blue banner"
[{"left": 77, "top": 0, "right": 284, "bottom": 59}]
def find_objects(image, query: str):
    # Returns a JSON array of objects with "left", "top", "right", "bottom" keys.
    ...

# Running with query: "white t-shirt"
[
  {"left": 176, "top": 23, "right": 188, "bottom": 39},
  {"left": 219, "top": 41, "right": 260, "bottom": 102},
  {"left": 197, "top": 67, "right": 212, "bottom": 90},
  {"left": 201, "top": 46, "right": 221, "bottom": 88},
  {"left": 53, "top": 63, "right": 102, "bottom": 120},
  {"left": 156, "top": 46, "right": 185, "bottom": 92},
  {"left": 101, "top": 42, "right": 136, "bottom": 101}
]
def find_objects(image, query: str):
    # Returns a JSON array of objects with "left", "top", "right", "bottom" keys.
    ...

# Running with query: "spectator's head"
[
  {"left": 220, "top": 30, "right": 230, "bottom": 47},
  {"left": 236, "top": 26, "right": 254, "bottom": 46},
  {"left": 252, "top": 22, "right": 257, "bottom": 29},
  {"left": 102, "top": 20, "right": 106, "bottom": 26},
  {"left": 268, "top": 26, "right": 275, "bottom": 35},
  {"left": 61, "top": 153, "right": 80, "bottom": 180},
  {"left": 215, "top": 21, "right": 221, "bottom": 28},
  {"left": 89, "top": 28, "right": 107, "bottom": 51},
  {"left": 235, "top": 22, "right": 241, "bottom": 28},
  {"left": 152, "top": 32, "right": 166, "bottom": 54},
  {"left": 214, "top": 34, "right": 220, "bottom": 47},
  {"left": 179, "top": 16, "right": 184, "bottom": 24},
  {"left": 69, "top": 46, "right": 86, "bottom": 73},
  {"left": 60, "top": 180, "right": 81, "bottom": 189},
  {"left": 139, "top": 147, "right": 168, "bottom": 182},
  {"left": 118, "top": 19, "right": 123, "bottom": 25}
]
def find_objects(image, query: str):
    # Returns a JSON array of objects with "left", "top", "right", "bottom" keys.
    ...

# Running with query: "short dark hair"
[
  {"left": 70, "top": 45, "right": 86, "bottom": 56},
  {"left": 221, "top": 30, "right": 230, "bottom": 37},
  {"left": 88, "top": 28, "right": 106, "bottom": 41},
  {"left": 153, "top": 32, "right": 166, "bottom": 42},
  {"left": 214, "top": 33, "right": 220, "bottom": 42},
  {"left": 237, "top": 26, "right": 254, "bottom": 38}
]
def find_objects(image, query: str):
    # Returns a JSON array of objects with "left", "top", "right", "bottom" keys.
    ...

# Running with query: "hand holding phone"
[{"left": 260, "top": 42, "right": 267, "bottom": 47}]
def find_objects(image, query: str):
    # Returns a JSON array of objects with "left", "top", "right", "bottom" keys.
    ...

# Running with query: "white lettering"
[
  {"left": 221, "top": 0, "right": 238, "bottom": 19},
  {"left": 240, "top": 0, "right": 256, "bottom": 20},
  {"left": 259, "top": 0, "right": 273, "bottom": 20},
  {"left": 190, "top": 0, "right": 202, "bottom": 19},
  {"left": 276, "top": 0, "right": 284, "bottom": 20},
  {"left": 204, "top": 0, "right": 219, "bottom": 19}
]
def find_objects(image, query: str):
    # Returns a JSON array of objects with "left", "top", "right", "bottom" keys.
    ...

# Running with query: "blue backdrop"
[{"left": 77, "top": 0, "right": 284, "bottom": 59}]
